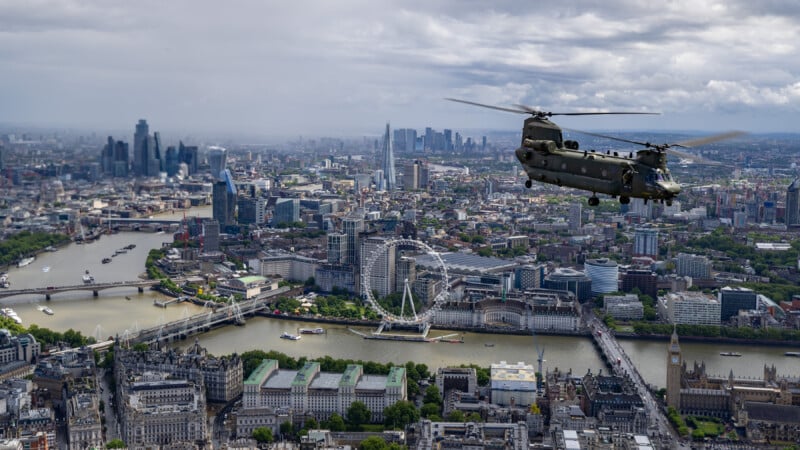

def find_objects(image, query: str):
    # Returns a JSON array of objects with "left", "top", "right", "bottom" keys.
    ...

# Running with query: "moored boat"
[
  {"left": 0, "top": 273, "right": 9, "bottom": 288},
  {"left": 102, "top": 258, "right": 112, "bottom": 264},
  {"left": 18, "top": 256, "right": 35, "bottom": 268},
  {"left": 785, "top": 352, "right": 800, "bottom": 357},
  {"left": 720, "top": 352, "right": 742, "bottom": 357},
  {"left": 299, "top": 327, "right": 325, "bottom": 334},
  {"left": 280, "top": 332, "right": 301, "bottom": 341},
  {"left": 1, "top": 308, "right": 22, "bottom": 324}
]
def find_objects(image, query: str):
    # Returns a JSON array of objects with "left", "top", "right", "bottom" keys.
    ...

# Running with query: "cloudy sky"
[{"left": 2, "top": 0, "right": 799, "bottom": 137}]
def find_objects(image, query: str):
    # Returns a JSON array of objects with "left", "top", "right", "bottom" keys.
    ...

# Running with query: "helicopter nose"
[{"left": 659, "top": 181, "right": 681, "bottom": 195}]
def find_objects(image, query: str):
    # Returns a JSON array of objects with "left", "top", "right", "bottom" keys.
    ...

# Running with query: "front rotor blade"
[
  {"left": 444, "top": 98, "right": 528, "bottom": 114},
  {"left": 562, "top": 128, "right": 654, "bottom": 147}
]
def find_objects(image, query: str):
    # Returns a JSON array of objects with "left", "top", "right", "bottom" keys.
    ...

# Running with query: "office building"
[
  {"left": 787, "top": 178, "right": 800, "bottom": 228},
  {"left": 584, "top": 258, "right": 619, "bottom": 295},
  {"left": 164, "top": 145, "right": 179, "bottom": 176},
  {"left": 114, "top": 339, "right": 243, "bottom": 403},
  {"left": 274, "top": 198, "right": 300, "bottom": 226},
  {"left": 118, "top": 372, "right": 208, "bottom": 447},
  {"left": 621, "top": 269, "right": 657, "bottom": 300},
  {"left": 381, "top": 123, "right": 396, "bottom": 191},
  {"left": 403, "top": 159, "right": 429, "bottom": 191},
  {"left": 101, "top": 137, "right": 129, "bottom": 177},
  {"left": 568, "top": 203, "right": 582, "bottom": 231},
  {"left": 675, "top": 253, "right": 712, "bottom": 279},
  {"left": 237, "top": 197, "right": 266, "bottom": 225},
  {"left": 491, "top": 361, "right": 536, "bottom": 407},
  {"left": 543, "top": 268, "right": 592, "bottom": 302},
  {"left": 243, "top": 360, "right": 406, "bottom": 423},
  {"left": 178, "top": 141, "right": 199, "bottom": 175},
  {"left": 133, "top": 119, "right": 149, "bottom": 177},
  {"left": 662, "top": 291, "right": 721, "bottom": 325},
  {"left": 327, "top": 233, "right": 347, "bottom": 265},
  {"left": 361, "top": 235, "right": 396, "bottom": 298},
  {"left": 202, "top": 220, "right": 220, "bottom": 253},
  {"left": 212, "top": 169, "right": 237, "bottom": 229},
  {"left": 514, "top": 264, "right": 544, "bottom": 291},
  {"left": 604, "top": 294, "right": 644, "bottom": 320},
  {"left": 633, "top": 228, "right": 659, "bottom": 258},
  {"left": 719, "top": 286, "right": 759, "bottom": 322},
  {"left": 208, "top": 147, "right": 227, "bottom": 179},
  {"left": 342, "top": 216, "right": 364, "bottom": 266}
]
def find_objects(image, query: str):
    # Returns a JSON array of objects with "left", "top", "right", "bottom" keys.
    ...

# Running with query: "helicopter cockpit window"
[{"left": 655, "top": 169, "right": 665, "bottom": 182}]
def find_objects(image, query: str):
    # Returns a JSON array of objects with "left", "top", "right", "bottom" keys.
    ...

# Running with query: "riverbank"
[{"left": 615, "top": 331, "right": 800, "bottom": 348}]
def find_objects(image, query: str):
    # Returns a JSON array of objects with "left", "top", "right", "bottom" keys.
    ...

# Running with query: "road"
[{"left": 589, "top": 317, "right": 689, "bottom": 449}]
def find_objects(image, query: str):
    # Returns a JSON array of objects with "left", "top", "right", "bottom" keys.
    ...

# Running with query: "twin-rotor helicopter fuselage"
[{"left": 516, "top": 116, "right": 680, "bottom": 206}]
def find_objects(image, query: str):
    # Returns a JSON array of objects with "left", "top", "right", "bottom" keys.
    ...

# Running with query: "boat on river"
[
  {"left": 299, "top": 327, "right": 325, "bottom": 334},
  {"left": 1, "top": 308, "right": 22, "bottom": 324},
  {"left": 82, "top": 270, "right": 95, "bottom": 284},
  {"left": 720, "top": 352, "right": 742, "bottom": 357},
  {"left": 42, "top": 266, "right": 50, "bottom": 273},
  {"left": 280, "top": 332, "right": 301, "bottom": 341},
  {"left": 786, "top": 352, "right": 800, "bottom": 357},
  {"left": 18, "top": 257, "right": 35, "bottom": 268},
  {"left": 0, "top": 273, "right": 9, "bottom": 288},
  {"left": 37, "top": 305, "right": 54, "bottom": 315},
  {"left": 102, "top": 258, "right": 112, "bottom": 264}
]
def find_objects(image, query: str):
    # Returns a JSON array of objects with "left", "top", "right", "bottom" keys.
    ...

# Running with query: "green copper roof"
[
  {"left": 386, "top": 367, "right": 405, "bottom": 388},
  {"left": 244, "top": 359, "right": 277, "bottom": 386}
]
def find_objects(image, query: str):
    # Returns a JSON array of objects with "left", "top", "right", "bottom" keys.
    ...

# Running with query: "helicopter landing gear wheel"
[
  {"left": 619, "top": 196, "right": 630, "bottom": 205},
  {"left": 525, "top": 179, "right": 532, "bottom": 189},
  {"left": 588, "top": 196, "right": 600, "bottom": 207}
]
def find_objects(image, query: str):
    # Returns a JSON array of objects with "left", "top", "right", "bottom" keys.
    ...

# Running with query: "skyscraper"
[
  {"left": 381, "top": 123, "right": 396, "bottom": 191},
  {"left": 178, "top": 141, "right": 199, "bottom": 175},
  {"left": 209, "top": 147, "right": 227, "bottom": 179},
  {"left": 212, "top": 169, "right": 237, "bottom": 229},
  {"left": 786, "top": 178, "right": 800, "bottom": 228},
  {"left": 133, "top": 119, "right": 149, "bottom": 177},
  {"left": 342, "top": 217, "right": 364, "bottom": 266}
]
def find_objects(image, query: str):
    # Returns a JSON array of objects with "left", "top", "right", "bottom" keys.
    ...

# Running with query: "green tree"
[
  {"left": 466, "top": 412, "right": 483, "bottom": 422},
  {"left": 360, "top": 436, "right": 390, "bottom": 450},
  {"left": 383, "top": 400, "right": 420, "bottom": 429},
  {"left": 346, "top": 401, "right": 372, "bottom": 430},
  {"left": 421, "top": 402, "right": 441, "bottom": 418},
  {"left": 280, "top": 421, "right": 294, "bottom": 439},
  {"left": 423, "top": 384, "right": 442, "bottom": 406},
  {"left": 303, "top": 417, "right": 318, "bottom": 430},
  {"left": 252, "top": 427, "right": 274, "bottom": 443},
  {"left": 106, "top": 439, "right": 126, "bottom": 449},
  {"left": 327, "top": 413, "right": 346, "bottom": 431},
  {"left": 447, "top": 410, "right": 466, "bottom": 422}
]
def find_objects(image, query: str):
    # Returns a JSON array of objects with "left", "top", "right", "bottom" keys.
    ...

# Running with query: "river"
[{"left": 1, "top": 208, "right": 796, "bottom": 388}]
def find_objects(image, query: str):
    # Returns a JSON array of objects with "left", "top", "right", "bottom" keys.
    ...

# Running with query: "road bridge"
[
  {"left": 589, "top": 316, "right": 682, "bottom": 448},
  {"left": 0, "top": 280, "right": 160, "bottom": 300}
]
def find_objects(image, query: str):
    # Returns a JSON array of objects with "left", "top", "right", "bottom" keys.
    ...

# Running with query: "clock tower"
[{"left": 666, "top": 327, "right": 682, "bottom": 410}]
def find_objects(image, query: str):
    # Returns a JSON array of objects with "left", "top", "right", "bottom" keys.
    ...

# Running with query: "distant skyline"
[{"left": 2, "top": 1, "right": 800, "bottom": 137}]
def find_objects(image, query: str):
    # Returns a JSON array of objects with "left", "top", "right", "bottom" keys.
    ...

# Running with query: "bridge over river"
[
  {"left": 0, "top": 280, "right": 161, "bottom": 300},
  {"left": 118, "top": 286, "right": 291, "bottom": 346}
]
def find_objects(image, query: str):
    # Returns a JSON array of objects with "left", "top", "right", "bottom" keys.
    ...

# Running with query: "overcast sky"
[{"left": 2, "top": 0, "right": 799, "bottom": 138}]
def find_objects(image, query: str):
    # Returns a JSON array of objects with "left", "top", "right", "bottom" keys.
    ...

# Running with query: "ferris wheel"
[{"left": 361, "top": 238, "right": 449, "bottom": 324}]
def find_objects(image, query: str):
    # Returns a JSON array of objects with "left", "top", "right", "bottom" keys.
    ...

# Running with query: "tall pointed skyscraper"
[{"left": 381, "top": 123, "right": 396, "bottom": 191}]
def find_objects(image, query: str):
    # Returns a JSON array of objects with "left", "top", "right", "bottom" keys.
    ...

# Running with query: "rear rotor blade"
[{"left": 672, "top": 131, "right": 746, "bottom": 148}]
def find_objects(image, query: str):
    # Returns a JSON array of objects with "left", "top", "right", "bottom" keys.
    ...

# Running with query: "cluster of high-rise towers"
[{"left": 101, "top": 119, "right": 210, "bottom": 179}]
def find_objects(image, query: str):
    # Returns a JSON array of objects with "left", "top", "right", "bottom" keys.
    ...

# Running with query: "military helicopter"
[{"left": 446, "top": 98, "right": 742, "bottom": 206}]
